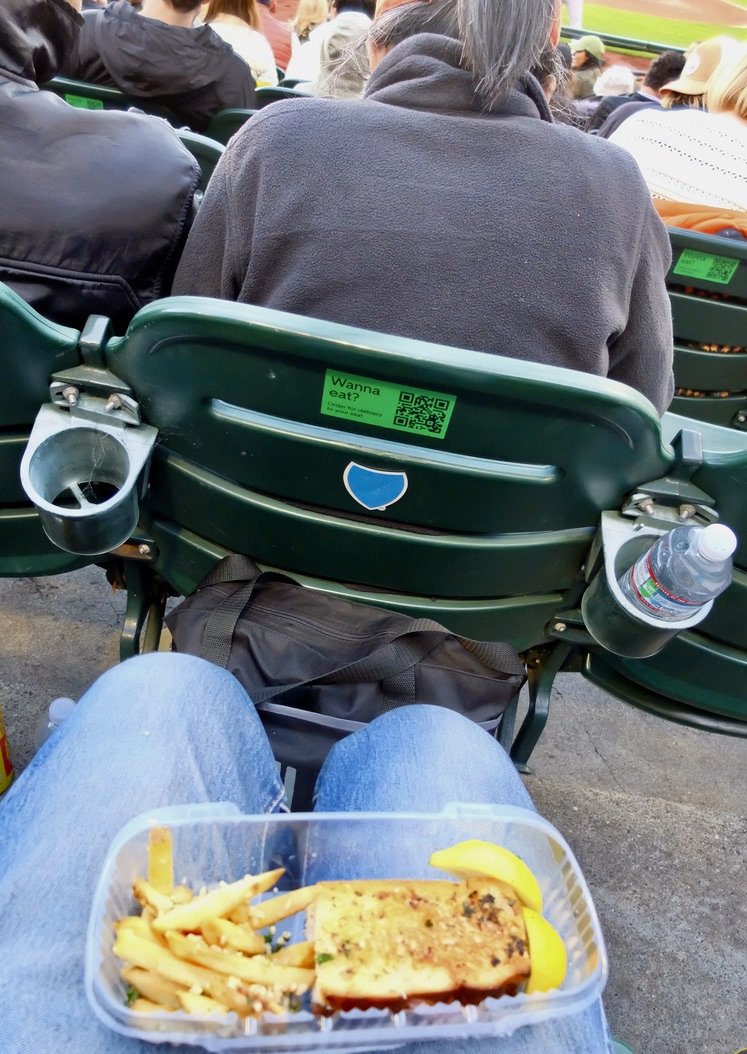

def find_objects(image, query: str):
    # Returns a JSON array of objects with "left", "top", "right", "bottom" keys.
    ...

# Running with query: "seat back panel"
[{"left": 110, "top": 298, "right": 673, "bottom": 543}]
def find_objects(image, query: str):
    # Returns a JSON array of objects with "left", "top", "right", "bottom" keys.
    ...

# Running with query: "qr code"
[
  {"left": 394, "top": 391, "right": 450, "bottom": 434},
  {"left": 705, "top": 257, "right": 737, "bottom": 283}
]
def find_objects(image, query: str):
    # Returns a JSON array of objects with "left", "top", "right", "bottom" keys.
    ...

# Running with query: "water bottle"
[
  {"left": 34, "top": 697, "right": 76, "bottom": 751},
  {"left": 618, "top": 523, "right": 737, "bottom": 622}
]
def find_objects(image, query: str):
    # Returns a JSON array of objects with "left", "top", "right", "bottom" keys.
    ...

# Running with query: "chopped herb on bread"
[{"left": 309, "top": 878, "right": 530, "bottom": 1013}]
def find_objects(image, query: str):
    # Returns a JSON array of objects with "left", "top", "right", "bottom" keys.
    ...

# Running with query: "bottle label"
[{"left": 625, "top": 551, "right": 702, "bottom": 621}]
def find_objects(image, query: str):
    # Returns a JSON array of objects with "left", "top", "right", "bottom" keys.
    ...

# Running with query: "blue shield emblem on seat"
[{"left": 343, "top": 462, "right": 408, "bottom": 511}]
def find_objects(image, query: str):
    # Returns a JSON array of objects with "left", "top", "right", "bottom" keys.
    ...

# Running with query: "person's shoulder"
[
  {"left": 82, "top": 0, "right": 124, "bottom": 28},
  {"left": 543, "top": 116, "right": 657, "bottom": 193},
  {"left": 65, "top": 100, "right": 189, "bottom": 156},
  {"left": 221, "top": 96, "right": 357, "bottom": 170},
  {"left": 239, "top": 95, "right": 354, "bottom": 137}
]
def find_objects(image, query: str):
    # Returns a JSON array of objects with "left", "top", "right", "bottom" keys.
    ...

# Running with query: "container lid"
[
  {"left": 49, "top": 697, "right": 76, "bottom": 724},
  {"left": 696, "top": 523, "right": 737, "bottom": 562}
]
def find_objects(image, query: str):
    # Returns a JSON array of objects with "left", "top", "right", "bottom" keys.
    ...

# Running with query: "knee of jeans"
[
  {"left": 368, "top": 704, "right": 504, "bottom": 755},
  {"left": 78, "top": 652, "right": 244, "bottom": 725}
]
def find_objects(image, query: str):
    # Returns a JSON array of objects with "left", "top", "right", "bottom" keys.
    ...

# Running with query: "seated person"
[
  {"left": 311, "top": 9, "right": 372, "bottom": 97},
  {"left": 593, "top": 49, "right": 685, "bottom": 137},
  {"left": 63, "top": 0, "right": 257, "bottom": 133},
  {"left": 653, "top": 199, "right": 747, "bottom": 239},
  {"left": 256, "top": 0, "right": 298, "bottom": 72},
  {"left": 573, "top": 63, "right": 635, "bottom": 125},
  {"left": 202, "top": 0, "right": 279, "bottom": 87},
  {"left": 285, "top": 0, "right": 374, "bottom": 87},
  {"left": 174, "top": 0, "right": 674, "bottom": 414},
  {"left": 569, "top": 34, "right": 604, "bottom": 100},
  {"left": 294, "top": 0, "right": 330, "bottom": 44},
  {"left": 609, "top": 39, "right": 747, "bottom": 212},
  {"left": 0, "top": 0, "right": 198, "bottom": 332},
  {"left": 0, "top": 651, "right": 615, "bottom": 1053}
]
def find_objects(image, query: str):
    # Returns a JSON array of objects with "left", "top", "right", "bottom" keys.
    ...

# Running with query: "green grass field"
[{"left": 568, "top": 3, "right": 747, "bottom": 47}]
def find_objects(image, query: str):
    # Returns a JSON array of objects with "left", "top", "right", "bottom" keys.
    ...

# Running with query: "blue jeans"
[{"left": 0, "top": 653, "right": 611, "bottom": 1053}]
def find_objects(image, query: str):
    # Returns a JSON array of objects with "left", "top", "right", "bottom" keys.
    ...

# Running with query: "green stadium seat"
[
  {"left": 0, "top": 284, "right": 92, "bottom": 577},
  {"left": 205, "top": 108, "right": 257, "bottom": 144},
  {"left": 666, "top": 228, "right": 747, "bottom": 431},
  {"left": 584, "top": 412, "right": 747, "bottom": 729},
  {"left": 10, "top": 291, "right": 747, "bottom": 756},
  {"left": 175, "top": 129, "right": 224, "bottom": 191},
  {"left": 42, "top": 76, "right": 178, "bottom": 123},
  {"left": 255, "top": 85, "right": 312, "bottom": 108},
  {"left": 98, "top": 298, "right": 745, "bottom": 756}
]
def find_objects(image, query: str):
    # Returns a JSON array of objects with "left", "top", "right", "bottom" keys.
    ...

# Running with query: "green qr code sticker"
[
  {"left": 321, "top": 370, "right": 456, "bottom": 439},
  {"left": 673, "top": 249, "right": 739, "bottom": 286},
  {"left": 65, "top": 94, "right": 105, "bottom": 109}
]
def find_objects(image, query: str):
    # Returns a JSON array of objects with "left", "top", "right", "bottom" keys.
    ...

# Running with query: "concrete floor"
[{"left": 1, "top": 566, "right": 745, "bottom": 1054}]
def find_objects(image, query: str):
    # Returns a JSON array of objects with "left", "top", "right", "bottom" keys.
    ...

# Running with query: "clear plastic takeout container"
[{"left": 86, "top": 802, "right": 608, "bottom": 1052}]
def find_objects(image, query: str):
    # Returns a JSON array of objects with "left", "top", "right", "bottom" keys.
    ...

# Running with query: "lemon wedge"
[
  {"left": 522, "top": 908, "right": 568, "bottom": 994},
  {"left": 428, "top": 840, "right": 543, "bottom": 913}
]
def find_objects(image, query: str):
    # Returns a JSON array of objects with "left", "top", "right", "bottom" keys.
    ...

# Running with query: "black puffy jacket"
[
  {"left": 0, "top": 0, "right": 199, "bottom": 332},
  {"left": 63, "top": 0, "right": 257, "bottom": 133}
]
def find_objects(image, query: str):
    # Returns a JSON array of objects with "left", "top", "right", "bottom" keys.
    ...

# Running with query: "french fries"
[
  {"left": 151, "top": 870, "right": 285, "bottom": 933},
  {"left": 165, "top": 932, "right": 315, "bottom": 988},
  {"left": 248, "top": 886, "right": 317, "bottom": 930},
  {"left": 122, "top": 966, "right": 183, "bottom": 1011},
  {"left": 113, "top": 825, "right": 318, "bottom": 1021},
  {"left": 147, "top": 827, "right": 173, "bottom": 895},
  {"left": 271, "top": 940, "right": 315, "bottom": 968},
  {"left": 200, "top": 917, "right": 266, "bottom": 955}
]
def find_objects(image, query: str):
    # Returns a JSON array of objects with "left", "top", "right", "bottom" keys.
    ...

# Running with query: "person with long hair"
[
  {"left": 175, "top": 0, "right": 674, "bottom": 414},
  {"left": 294, "top": 0, "right": 329, "bottom": 43},
  {"left": 203, "top": 0, "right": 279, "bottom": 85}
]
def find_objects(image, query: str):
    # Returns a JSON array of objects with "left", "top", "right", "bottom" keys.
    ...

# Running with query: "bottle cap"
[
  {"left": 48, "top": 697, "right": 76, "bottom": 724},
  {"left": 696, "top": 523, "right": 737, "bottom": 562}
]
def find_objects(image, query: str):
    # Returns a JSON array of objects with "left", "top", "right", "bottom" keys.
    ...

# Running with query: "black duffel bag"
[{"left": 166, "top": 555, "right": 526, "bottom": 807}]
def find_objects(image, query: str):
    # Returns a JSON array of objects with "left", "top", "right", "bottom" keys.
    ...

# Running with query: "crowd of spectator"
[
  {"left": 3, "top": 0, "right": 747, "bottom": 418},
  {"left": 1, "top": 7, "right": 744, "bottom": 1054}
]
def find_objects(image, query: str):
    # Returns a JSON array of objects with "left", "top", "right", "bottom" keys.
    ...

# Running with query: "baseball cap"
[
  {"left": 593, "top": 65, "right": 635, "bottom": 96},
  {"left": 661, "top": 37, "right": 735, "bottom": 95},
  {"left": 570, "top": 35, "right": 605, "bottom": 61}
]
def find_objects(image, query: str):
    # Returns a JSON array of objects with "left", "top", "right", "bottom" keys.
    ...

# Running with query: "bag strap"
[
  {"left": 197, "top": 558, "right": 525, "bottom": 698},
  {"left": 197, "top": 553, "right": 270, "bottom": 590},
  {"left": 200, "top": 569, "right": 295, "bottom": 668}
]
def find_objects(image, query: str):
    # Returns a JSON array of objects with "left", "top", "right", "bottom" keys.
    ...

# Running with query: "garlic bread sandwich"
[{"left": 309, "top": 878, "right": 530, "bottom": 1013}]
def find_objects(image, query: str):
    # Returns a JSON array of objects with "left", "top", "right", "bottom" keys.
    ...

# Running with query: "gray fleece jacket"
[{"left": 174, "top": 33, "right": 674, "bottom": 413}]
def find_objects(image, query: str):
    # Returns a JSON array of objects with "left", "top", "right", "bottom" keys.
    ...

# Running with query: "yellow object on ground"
[
  {"left": 428, "top": 840, "right": 543, "bottom": 913},
  {"left": 0, "top": 702, "right": 13, "bottom": 794},
  {"left": 522, "top": 908, "right": 568, "bottom": 994}
]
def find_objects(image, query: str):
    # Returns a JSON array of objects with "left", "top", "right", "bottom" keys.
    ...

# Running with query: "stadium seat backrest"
[
  {"left": 106, "top": 297, "right": 675, "bottom": 649},
  {"left": 254, "top": 86, "right": 312, "bottom": 108},
  {"left": 176, "top": 130, "right": 224, "bottom": 191},
  {"left": 42, "top": 77, "right": 179, "bottom": 123},
  {"left": 0, "top": 283, "right": 92, "bottom": 575},
  {"left": 205, "top": 109, "right": 257, "bottom": 144},
  {"left": 666, "top": 228, "right": 747, "bottom": 430}
]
